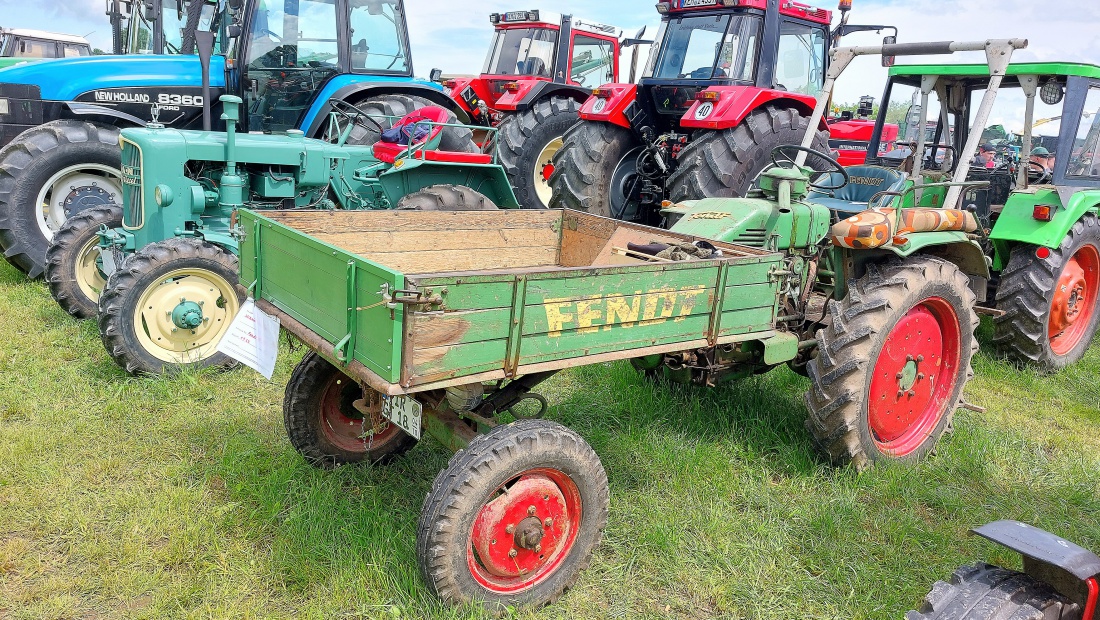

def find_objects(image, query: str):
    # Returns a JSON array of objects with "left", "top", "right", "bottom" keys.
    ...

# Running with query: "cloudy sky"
[{"left": 3, "top": 0, "right": 1097, "bottom": 118}]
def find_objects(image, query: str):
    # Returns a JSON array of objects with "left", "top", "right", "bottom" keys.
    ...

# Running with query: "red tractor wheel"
[
  {"left": 994, "top": 214, "right": 1100, "bottom": 371},
  {"left": 416, "top": 419, "right": 608, "bottom": 608},
  {"left": 805, "top": 256, "right": 978, "bottom": 469}
]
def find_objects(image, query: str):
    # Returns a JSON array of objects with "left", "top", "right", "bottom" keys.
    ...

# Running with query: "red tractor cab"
[
  {"left": 828, "top": 97, "right": 899, "bottom": 166},
  {"left": 550, "top": 0, "right": 840, "bottom": 223},
  {"left": 435, "top": 10, "right": 631, "bottom": 209}
]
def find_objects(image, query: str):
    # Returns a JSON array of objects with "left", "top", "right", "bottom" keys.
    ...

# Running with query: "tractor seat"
[
  {"left": 806, "top": 165, "right": 906, "bottom": 213},
  {"left": 371, "top": 106, "right": 450, "bottom": 164}
]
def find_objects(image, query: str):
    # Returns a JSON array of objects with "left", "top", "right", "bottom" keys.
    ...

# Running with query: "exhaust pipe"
[{"left": 195, "top": 30, "right": 215, "bottom": 131}]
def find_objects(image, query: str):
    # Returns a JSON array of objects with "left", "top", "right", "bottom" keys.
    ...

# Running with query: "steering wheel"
[
  {"left": 328, "top": 99, "right": 384, "bottom": 134},
  {"left": 771, "top": 145, "right": 848, "bottom": 190},
  {"left": 1027, "top": 160, "right": 1053, "bottom": 184}
]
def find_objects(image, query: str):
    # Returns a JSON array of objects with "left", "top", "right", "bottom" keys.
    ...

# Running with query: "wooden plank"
[
  {"left": 590, "top": 228, "right": 685, "bottom": 266},
  {"left": 365, "top": 246, "right": 560, "bottom": 274},
  {"left": 523, "top": 263, "right": 721, "bottom": 306},
  {"left": 522, "top": 286, "right": 716, "bottom": 337},
  {"left": 311, "top": 226, "right": 560, "bottom": 256},
  {"left": 407, "top": 308, "right": 513, "bottom": 350},
  {"left": 516, "top": 313, "right": 713, "bottom": 366},
  {"left": 721, "top": 281, "right": 781, "bottom": 313},
  {"left": 409, "top": 338, "right": 508, "bottom": 380},
  {"left": 411, "top": 278, "right": 518, "bottom": 311},
  {"left": 718, "top": 306, "right": 778, "bottom": 337},
  {"left": 263, "top": 209, "right": 561, "bottom": 235}
]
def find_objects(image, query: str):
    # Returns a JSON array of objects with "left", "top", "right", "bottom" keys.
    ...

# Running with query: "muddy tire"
[
  {"left": 417, "top": 419, "right": 609, "bottom": 608},
  {"left": 396, "top": 184, "right": 498, "bottom": 211},
  {"left": 284, "top": 352, "right": 417, "bottom": 469},
  {"left": 668, "top": 106, "right": 830, "bottom": 202},
  {"left": 805, "top": 257, "right": 978, "bottom": 469},
  {"left": 548, "top": 120, "right": 642, "bottom": 220},
  {"left": 993, "top": 214, "right": 1100, "bottom": 371},
  {"left": 45, "top": 204, "right": 122, "bottom": 319},
  {"left": 906, "top": 563, "right": 1080, "bottom": 620},
  {"left": 342, "top": 94, "right": 477, "bottom": 152},
  {"left": 497, "top": 97, "right": 581, "bottom": 209},
  {"left": 98, "top": 238, "right": 242, "bottom": 375},
  {"left": 0, "top": 120, "right": 122, "bottom": 278}
]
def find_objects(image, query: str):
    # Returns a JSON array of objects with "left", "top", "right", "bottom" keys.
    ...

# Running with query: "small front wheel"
[
  {"left": 45, "top": 204, "right": 122, "bottom": 319},
  {"left": 98, "top": 238, "right": 242, "bottom": 375},
  {"left": 417, "top": 419, "right": 609, "bottom": 608}
]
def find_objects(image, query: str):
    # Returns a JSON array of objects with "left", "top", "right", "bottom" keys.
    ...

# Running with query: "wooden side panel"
[{"left": 365, "top": 246, "right": 560, "bottom": 274}]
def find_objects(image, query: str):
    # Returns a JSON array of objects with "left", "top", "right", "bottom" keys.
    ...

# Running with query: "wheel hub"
[
  {"left": 133, "top": 267, "right": 238, "bottom": 363},
  {"left": 471, "top": 475, "right": 568, "bottom": 578},
  {"left": 171, "top": 299, "right": 205, "bottom": 329},
  {"left": 1050, "top": 260, "right": 1087, "bottom": 334},
  {"left": 1048, "top": 244, "right": 1100, "bottom": 355},
  {"left": 533, "top": 136, "right": 564, "bottom": 207},
  {"left": 61, "top": 185, "right": 114, "bottom": 218}
]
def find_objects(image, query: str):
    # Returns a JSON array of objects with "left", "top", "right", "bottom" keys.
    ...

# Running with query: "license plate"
[{"left": 381, "top": 395, "right": 422, "bottom": 439}]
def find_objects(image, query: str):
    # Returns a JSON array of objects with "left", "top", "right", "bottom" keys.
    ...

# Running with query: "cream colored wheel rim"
[
  {"left": 133, "top": 268, "right": 239, "bottom": 363},
  {"left": 533, "top": 136, "right": 564, "bottom": 207},
  {"left": 75, "top": 238, "right": 108, "bottom": 304}
]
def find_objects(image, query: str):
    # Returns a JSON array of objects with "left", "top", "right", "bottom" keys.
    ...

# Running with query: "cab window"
[
  {"left": 349, "top": 0, "right": 410, "bottom": 73},
  {"left": 775, "top": 21, "right": 826, "bottom": 95},
  {"left": 1067, "top": 86, "right": 1100, "bottom": 178},
  {"left": 14, "top": 38, "right": 57, "bottom": 58},
  {"left": 63, "top": 43, "right": 90, "bottom": 57},
  {"left": 570, "top": 35, "right": 615, "bottom": 87}
]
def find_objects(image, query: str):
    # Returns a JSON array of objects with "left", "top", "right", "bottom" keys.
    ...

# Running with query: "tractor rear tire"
[
  {"left": 98, "top": 238, "right": 242, "bottom": 375},
  {"left": 0, "top": 120, "right": 122, "bottom": 278},
  {"left": 906, "top": 563, "right": 1080, "bottom": 620},
  {"left": 396, "top": 184, "right": 499, "bottom": 211},
  {"left": 548, "top": 121, "right": 642, "bottom": 219},
  {"left": 45, "top": 204, "right": 122, "bottom": 319},
  {"left": 993, "top": 213, "right": 1100, "bottom": 371},
  {"left": 667, "top": 106, "right": 830, "bottom": 202},
  {"left": 805, "top": 257, "right": 978, "bottom": 469},
  {"left": 343, "top": 94, "right": 478, "bottom": 153},
  {"left": 497, "top": 97, "right": 581, "bottom": 209},
  {"left": 416, "top": 419, "right": 609, "bottom": 608},
  {"left": 284, "top": 352, "right": 418, "bottom": 469}
]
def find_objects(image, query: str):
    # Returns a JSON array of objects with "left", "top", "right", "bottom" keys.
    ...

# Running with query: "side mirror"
[
  {"left": 429, "top": 68, "right": 443, "bottom": 83},
  {"left": 882, "top": 35, "right": 896, "bottom": 68}
]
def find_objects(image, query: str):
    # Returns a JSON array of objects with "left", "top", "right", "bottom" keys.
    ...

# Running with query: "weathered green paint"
[
  {"left": 668, "top": 196, "right": 831, "bottom": 249},
  {"left": 890, "top": 62, "right": 1100, "bottom": 81},
  {"left": 762, "top": 331, "right": 799, "bottom": 366}
]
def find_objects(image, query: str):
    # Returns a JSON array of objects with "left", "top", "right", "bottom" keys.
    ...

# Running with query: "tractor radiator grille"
[
  {"left": 731, "top": 228, "right": 768, "bottom": 248},
  {"left": 120, "top": 139, "right": 143, "bottom": 229}
]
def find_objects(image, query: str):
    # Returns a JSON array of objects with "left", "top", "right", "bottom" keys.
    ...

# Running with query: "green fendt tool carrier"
[{"left": 233, "top": 38, "right": 1022, "bottom": 608}]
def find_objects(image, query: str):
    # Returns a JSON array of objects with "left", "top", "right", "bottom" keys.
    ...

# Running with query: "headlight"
[{"left": 0, "top": 98, "right": 9, "bottom": 115}]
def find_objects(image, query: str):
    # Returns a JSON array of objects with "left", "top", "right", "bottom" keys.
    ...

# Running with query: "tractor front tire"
[
  {"left": 548, "top": 120, "right": 642, "bottom": 219},
  {"left": 0, "top": 120, "right": 122, "bottom": 278},
  {"left": 396, "top": 184, "right": 498, "bottom": 211},
  {"left": 993, "top": 213, "right": 1100, "bottom": 371},
  {"left": 343, "top": 94, "right": 478, "bottom": 153},
  {"left": 907, "top": 563, "right": 1080, "bottom": 620},
  {"left": 98, "top": 238, "right": 242, "bottom": 375},
  {"left": 416, "top": 419, "right": 609, "bottom": 608},
  {"left": 497, "top": 96, "right": 581, "bottom": 209},
  {"left": 284, "top": 352, "right": 417, "bottom": 469},
  {"left": 667, "top": 106, "right": 829, "bottom": 202},
  {"left": 45, "top": 204, "right": 122, "bottom": 319},
  {"left": 805, "top": 257, "right": 978, "bottom": 469}
]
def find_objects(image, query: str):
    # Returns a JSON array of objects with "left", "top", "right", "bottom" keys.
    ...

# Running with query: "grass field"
[{"left": 1, "top": 258, "right": 1099, "bottom": 620}]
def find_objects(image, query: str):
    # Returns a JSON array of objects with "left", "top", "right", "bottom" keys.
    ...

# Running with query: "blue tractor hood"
[{"left": 0, "top": 54, "right": 226, "bottom": 101}]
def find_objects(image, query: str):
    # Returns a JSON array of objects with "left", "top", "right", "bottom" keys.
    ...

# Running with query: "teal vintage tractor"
[
  {"left": 47, "top": 95, "right": 516, "bottom": 375},
  {"left": 859, "top": 61, "right": 1100, "bottom": 371}
]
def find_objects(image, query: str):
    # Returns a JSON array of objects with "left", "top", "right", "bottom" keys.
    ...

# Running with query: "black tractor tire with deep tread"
[
  {"left": 667, "top": 106, "right": 830, "bottom": 202},
  {"left": 993, "top": 213, "right": 1100, "bottom": 371},
  {"left": 805, "top": 257, "right": 978, "bottom": 469},
  {"left": 98, "top": 237, "right": 242, "bottom": 375},
  {"left": 45, "top": 204, "right": 123, "bottom": 319},
  {"left": 283, "top": 352, "right": 417, "bottom": 469},
  {"left": 416, "top": 419, "right": 610, "bottom": 608},
  {"left": 396, "top": 184, "right": 499, "bottom": 211},
  {"left": 497, "top": 96, "right": 581, "bottom": 209},
  {"left": 906, "top": 563, "right": 1081, "bottom": 620},
  {"left": 343, "top": 94, "right": 478, "bottom": 152},
  {"left": 548, "top": 120, "right": 640, "bottom": 218},
  {"left": 0, "top": 120, "right": 122, "bottom": 278}
]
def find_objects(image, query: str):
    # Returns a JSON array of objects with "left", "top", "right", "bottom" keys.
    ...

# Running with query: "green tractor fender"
[
  {"left": 376, "top": 158, "right": 521, "bottom": 209},
  {"left": 878, "top": 231, "right": 990, "bottom": 279},
  {"left": 988, "top": 188, "right": 1100, "bottom": 269}
]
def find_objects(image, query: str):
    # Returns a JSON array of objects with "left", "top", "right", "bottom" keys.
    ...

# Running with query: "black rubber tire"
[
  {"left": 906, "top": 563, "right": 1081, "bottom": 620},
  {"left": 497, "top": 97, "right": 581, "bottom": 209},
  {"left": 548, "top": 120, "right": 641, "bottom": 218},
  {"left": 0, "top": 120, "right": 122, "bottom": 278},
  {"left": 342, "top": 93, "right": 477, "bottom": 153},
  {"left": 98, "top": 238, "right": 243, "bottom": 375},
  {"left": 396, "top": 184, "right": 499, "bottom": 211},
  {"left": 993, "top": 213, "right": 1100, "bottom": 372},
  {"left": 805, "top": 257, "right": 978, "bottom": 469},
  {"left": 45, "top": 204, "right": 122, "bottom": 319},
  {"left": 283, "top": 352, "right": 417, "bottom": 469},
  {"left": 416, "top": 419, "right": 610, "bottom": 608},
  {"left": 668, "top": 106, "right": 830, "bottom": 202}
]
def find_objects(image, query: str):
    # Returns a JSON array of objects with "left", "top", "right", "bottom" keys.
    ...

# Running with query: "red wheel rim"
[
  {"left": 867, "top": 297, "right": 962, "bottom": 456},
  {"left": 467, "top": 468, "right": 582, "bottom": 594},
  {"left": 1048, "top": 244, "right": 1100, "bottom": 356},
  {"left": 318, "top": 371, "right": 401, "bottom": 453}
]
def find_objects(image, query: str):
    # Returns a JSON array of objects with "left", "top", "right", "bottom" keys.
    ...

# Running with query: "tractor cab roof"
[
  {"left": 655, "top": 0, "right": 832, "bottom": 26},
  {"left": 489, "top": 10, "right": 623, "bottom": 38},
  {"left": 0, "top": 28, "right": 90, "bottom": 45},
  {"left": 888, "top": 62, "right": 1100, "bottom": 88}
]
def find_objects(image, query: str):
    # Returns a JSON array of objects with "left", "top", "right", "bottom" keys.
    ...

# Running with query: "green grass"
[{"left": 1, "top": 258, "right": 1098, "bottom": 619}]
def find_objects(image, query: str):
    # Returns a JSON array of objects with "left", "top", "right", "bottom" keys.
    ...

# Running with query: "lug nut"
[
  {"left": 543, "top": 518, "right": 553, "bottom": 528},
  {"left": 527, "top": 506, "right": 537, "bottom": 516},
  {"left": 906, "top": 354, "right": 914, "bottom": 362},
  {"left": 534, "top": 544, "right": 542, "bottom": 553},
  {"left": 917, "top": 373, "right": 925, "bottom": 380},
  {"left": 917, "top": 355, "right": 924, "bottom": 362},
  {"left": 908, "top": 390, "right": 916, "bottom": 397},
  {"left": 505, "top": 524, "right": 515, "bottom": 534},
  {"left": 508, "top": 548, "right": 517, "bottom": 558}
]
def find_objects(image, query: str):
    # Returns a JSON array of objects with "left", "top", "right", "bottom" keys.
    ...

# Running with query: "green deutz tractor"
[
  {"left": 49, "top": 96, "right": 517, "bottom": 375},
  {"left": 859, "top": 62, "right": 1100, "bottom": 371}
]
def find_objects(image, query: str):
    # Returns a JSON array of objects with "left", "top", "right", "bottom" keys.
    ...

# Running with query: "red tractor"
[
  {"left": 828, "top": 95, "right": 900, "bottom": 166},
  {"left": 435, "top": 10, "right": 640, "bottom": 210},
  {"left": 550, "top": 0, "right": 839, "bottom": 222}
]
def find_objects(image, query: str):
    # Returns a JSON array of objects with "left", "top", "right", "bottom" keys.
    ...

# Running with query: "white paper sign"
[{"left": 216, "top": 298, "right": 280, "bottom": 379}]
